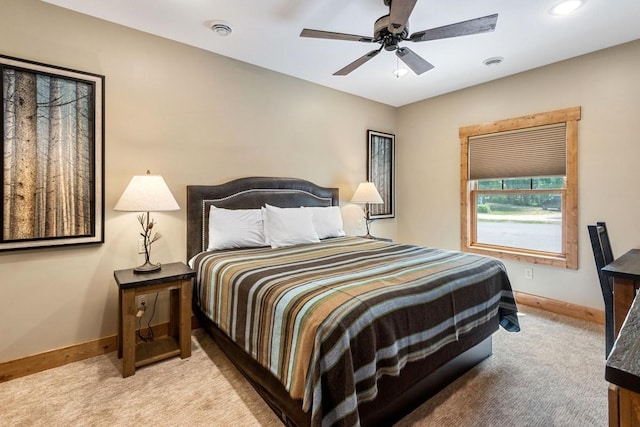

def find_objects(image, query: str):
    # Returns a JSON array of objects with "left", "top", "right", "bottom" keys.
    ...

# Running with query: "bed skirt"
[{"left": 194, "top": 303, "right": 498, "bottom": 426}]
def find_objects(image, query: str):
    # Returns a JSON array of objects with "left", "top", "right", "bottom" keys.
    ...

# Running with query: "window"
[{"left": 459, "top": 107, "right": 581, "bottom": 269}]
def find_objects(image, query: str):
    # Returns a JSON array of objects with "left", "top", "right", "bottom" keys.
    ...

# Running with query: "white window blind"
[{"left": 468, "top": 123, "right": 567, "bottom": 180}]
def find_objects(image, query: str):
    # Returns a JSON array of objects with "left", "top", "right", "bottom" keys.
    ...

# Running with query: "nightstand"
[{"left": 114, "top": 262, "right": 196, "bottom": 377}]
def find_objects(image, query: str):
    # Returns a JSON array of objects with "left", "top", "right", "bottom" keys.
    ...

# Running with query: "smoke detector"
[
  {"left": 483, "top": 57, "right": 504, "bottom": 67},
  {"left": 211, "top": 21, "right": 232, "bottom": 36}
]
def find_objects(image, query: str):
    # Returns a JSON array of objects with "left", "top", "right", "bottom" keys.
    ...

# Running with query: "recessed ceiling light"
[
  {"left": 550, "top": 0, "right": 585, "bottom": 15},
  {"left": 210, "top": 20, "right": 232, "bottom": 36},
  {"left": 483, "top": 57, "right": 504, "bottom": 67}
]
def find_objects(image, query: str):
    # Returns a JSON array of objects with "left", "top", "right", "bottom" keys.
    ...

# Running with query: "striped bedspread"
[{"left": 191, "top": 237, "right": 519, "bottom": 426}]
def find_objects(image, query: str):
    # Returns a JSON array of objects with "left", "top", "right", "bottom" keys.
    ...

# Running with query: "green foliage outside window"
[
  {"left": 476, "top": 204, "right": 492, "bottom": 213},
  {"left": 477, "top": 177, "right": 563, "bottom": 207}
]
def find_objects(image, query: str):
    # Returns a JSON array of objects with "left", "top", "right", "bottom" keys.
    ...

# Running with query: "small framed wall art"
[{"left": 367, "top": 129, "right": 395, "bottom": 219}]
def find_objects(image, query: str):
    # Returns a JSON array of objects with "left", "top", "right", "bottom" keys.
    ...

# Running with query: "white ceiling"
[{"left": 42, "top": 0, "right": 640, "bottom": 107}]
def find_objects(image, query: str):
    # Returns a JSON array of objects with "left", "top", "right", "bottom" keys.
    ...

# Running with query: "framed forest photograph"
[
  {"left": 367, "top": 130, "right": 395, "bottom": 219},
  {"left": 1, "top": 55, "right": 104, "bottom": 251}
]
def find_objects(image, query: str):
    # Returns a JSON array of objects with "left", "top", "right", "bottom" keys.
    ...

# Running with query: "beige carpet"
[{"left": 1, "top": 306, "right": 607, "bottom": 426}]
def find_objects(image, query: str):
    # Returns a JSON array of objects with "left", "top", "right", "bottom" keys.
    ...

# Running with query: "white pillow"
[
  {"left": 262, "top": 204, "right": 320, "bottom": 248},
  {"left": 303, "top": 206, "right": 346, "bottom": 239},
  {"left": 207, "top": 206, "right": 266, "bottom": 251}
]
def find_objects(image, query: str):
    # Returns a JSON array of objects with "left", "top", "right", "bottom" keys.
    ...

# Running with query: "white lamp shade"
[
  {"left": 114, "top": 174, "right": 179, "bottom": 212},
  {"left": 351, "top": 182, "right": 383, "bottom": 204}
]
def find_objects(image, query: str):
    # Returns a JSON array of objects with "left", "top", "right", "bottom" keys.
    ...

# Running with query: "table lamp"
[
  {"left": 351, "top": 182, "right": 383, "bottom": 239},
  {"left": 114, "top": 170, "right": 179, "bottom": 273}
]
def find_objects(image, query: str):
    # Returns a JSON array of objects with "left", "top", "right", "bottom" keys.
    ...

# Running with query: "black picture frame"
[
  {"left": 367, "top": 130, "right": 395, "bottom": 219},
  {"left": 1, "top": 55, "right": 104, "bottom": 251}
]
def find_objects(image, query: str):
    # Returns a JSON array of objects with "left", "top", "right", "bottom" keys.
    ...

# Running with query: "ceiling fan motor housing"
[{"left": 374, "top": 15, "right": 408, "bottom": 50}]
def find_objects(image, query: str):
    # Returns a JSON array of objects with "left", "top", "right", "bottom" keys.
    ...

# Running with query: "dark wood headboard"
[{"left": 186, "top": 177, "right": 339, "bottom": 261}]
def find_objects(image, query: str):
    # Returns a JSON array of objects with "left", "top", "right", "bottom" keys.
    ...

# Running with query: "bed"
[{"left": 186, "top": 176, "right": 519, "bottom": 427}]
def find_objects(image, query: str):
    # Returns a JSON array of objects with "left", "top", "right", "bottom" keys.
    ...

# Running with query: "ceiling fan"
[{"left": 300, "top": 0, "right": 498, "bottom": 76}]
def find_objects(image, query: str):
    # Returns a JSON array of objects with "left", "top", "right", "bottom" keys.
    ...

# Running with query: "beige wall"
[
  {"left": 397, "top": 39, "right": 640, "bottom": 310},
  {"left": 2, "top": 0, "right": 638, "bottom": 364},
  {"left": 0, "top": 0, "right": 396, "bottom": 362}
]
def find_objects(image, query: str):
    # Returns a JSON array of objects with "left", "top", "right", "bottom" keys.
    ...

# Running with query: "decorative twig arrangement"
[{"left": 137, "top": 213, "right": 160, "bottom": 265}]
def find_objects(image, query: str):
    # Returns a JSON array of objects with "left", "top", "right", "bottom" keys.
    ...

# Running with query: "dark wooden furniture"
[
  {"left": 588, "top": 222, "right": 615, "bottom": 356},
  {"left": 602, "top": 249, "right": 640, "bottom": 338},
  {"left": 186, "top": 177, "right": 499, "bottom": 426},
  {"left": 114, "top": 262, "right": 195, "bottom": 377},
  {"left": 606, "top": 293, "right": 640, "bottom": 426},
  {"left": 367, "top": 235, "right": 392, "bottom": 242}
]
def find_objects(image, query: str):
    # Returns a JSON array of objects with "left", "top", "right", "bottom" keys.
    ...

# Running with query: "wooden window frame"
[{"left": 459, "top": 107, "right": 581, "bottom": 269}]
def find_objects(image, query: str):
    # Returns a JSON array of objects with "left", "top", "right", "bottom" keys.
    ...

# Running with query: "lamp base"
[{"left": 133, "top": 261, "right": 161, "bottom": 274}]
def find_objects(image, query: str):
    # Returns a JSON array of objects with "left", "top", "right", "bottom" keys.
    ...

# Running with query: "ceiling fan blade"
[
  {"left": 388, "top": 0, "right": 417, "bottom": 34},
  {"left": 334, "top": 49, "right": 381, "bottom": 76},
  {"left": 410, "top": 13, "right": 498, "bottom": 42},
  {"left": 300, "top": 28, "right": 374, "bottom": 43},
  {"left": 396, "top": 47, "right": 434, "bottom": 75}
]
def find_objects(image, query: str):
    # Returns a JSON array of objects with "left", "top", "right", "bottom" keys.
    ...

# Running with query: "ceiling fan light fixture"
[
  {"left": 393, "top": 68, "right": 409, "bottom": 78},
  {"left": 393, "top": 54, "right": 409, "bottom": 78},
  {"left": 210, "top": 20, "right": 232, "bottom": 36},
  {"left": 549, "top": 0, "right": 585, "bottom": 15}
]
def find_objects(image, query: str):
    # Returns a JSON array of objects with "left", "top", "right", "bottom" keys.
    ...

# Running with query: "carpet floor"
[{"left": 0, "top": 306, "right": 607, "bottom": 426}]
